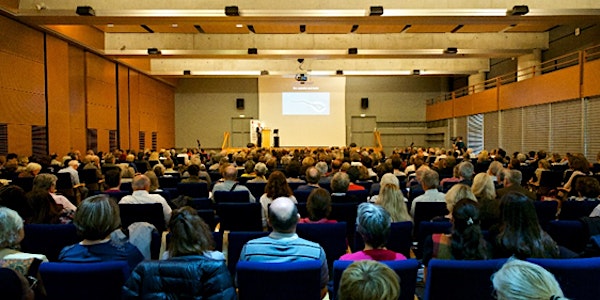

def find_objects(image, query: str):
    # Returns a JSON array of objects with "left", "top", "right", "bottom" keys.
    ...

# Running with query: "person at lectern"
[{"left": 256, "top": 125, "right": 262, "bottom": 147}]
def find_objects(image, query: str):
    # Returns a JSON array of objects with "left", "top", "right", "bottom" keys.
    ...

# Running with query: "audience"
[
  {"left": 0, "top": 185, "right": 33, "bottom": 222},
  {"left": 123, "top": 207, "right": 235, "bottom": 299},
  {"left": 496, "top": 169, "right": 537, "bottom": 201},
  {"left": 492, "top": 258, "right": 567, "bottom": 300},
  {"left": 296, "top": 166, "right": 321, "bottom": 191},
  {"left": 376, "top": 180, "right": 412, "bottom": 223},
  {"left": 471, "top": 173, "right": 500, "bottom": 230},
  {"left": 211, "top": 165, "right": 256, "bottom": 202},
  {"left": 119, "top": 174, "right": 172, "bottom": 225},
  {"left": 299, "top": 188, "right": 337, "bottom": 224},
  {"left": 31, "top": 173, "right": 77, "bottom": 212},
  {"left": 410, "top": 169, "right": 445, "bottom": 216},
  {"left": 59, "top": 195, "right": 144, "bottom": 271},
  {"left": 0, "top": 207, "right": 48, "bottom": 262},
  {"left": 338, "top": 260, "right": 400, "bottom": 300}
]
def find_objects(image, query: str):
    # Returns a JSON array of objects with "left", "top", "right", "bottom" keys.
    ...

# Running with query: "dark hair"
[
  {"left": 306, "top": 188, "right": 332, "bottom": 221},
  {"left": 451, "top": 199, "right": 488, "bottom": 260},
  {"left": 74, "top": 194, "right": 120, "bottom": 240},
  {"left": 285, "top": 160, "right": 302, "bottom": 178},
  {"left": 569, "top": 154, "right": 590, "bottom": 173},
  {"left": 497, "top": 192, "right": 559, "bottom": 259},
  {"left": 104, "top": 169, "right": 121, "bottom": 188},
  {"left": 168, "top": 206, "right": 215, "bottom": 257},
  {"left": 265, "top": 171, "right": 293, "bottom": 199},
  {"left": 27, "top": 190, "right": 64, "bottom": 224},
  {"left": 0, "top": 185, "right": 33, "bottom": 221},
  {"left": 575, "top": 176, "right": 600, "bottom": 198},
  {"left": 187, "top": 164, "right": 200, "bottom": 176}
]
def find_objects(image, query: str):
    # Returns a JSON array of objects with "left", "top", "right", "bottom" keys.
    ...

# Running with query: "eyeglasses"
[{"left": 27, "top": 275, "right": 38, "bottom": 289}]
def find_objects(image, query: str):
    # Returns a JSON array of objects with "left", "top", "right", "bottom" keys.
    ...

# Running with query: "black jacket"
[{"left": 122, "top": 255, "right": 237, "bottom": 300}]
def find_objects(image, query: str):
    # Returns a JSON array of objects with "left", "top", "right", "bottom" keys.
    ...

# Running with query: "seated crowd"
[{"left": 0, "top": 144, "right": 599, "bottom": 299}]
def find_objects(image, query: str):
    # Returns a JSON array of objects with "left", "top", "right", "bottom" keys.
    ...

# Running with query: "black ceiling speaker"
[
  {"left": 444, "top": 47, "right": 458, "bottom": 54},
  {"left": 369, "top": 6, "right": 384, "bottom": 16},
  {"left": 225, "top": 6, "right": 239, "bottom": 16},
  {"left": 76, "top": 6, "right": 95, "bottom": 16},
  {"left": 248, "top": 48, "right": 258, "bottom": 55},
  {"left": 183, "top": 70, "right": 191, "bottom": 75},
  {"left": 147, "top": 48, "right": 161, "bottom": 55},
  {"left": 336, "top": 70, "right": 343, "bottom": 75}
]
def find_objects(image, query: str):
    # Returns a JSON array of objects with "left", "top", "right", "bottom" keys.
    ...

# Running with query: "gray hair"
[
  {"left": 492, "top": 258, "right": 567, "bottom": 300},
  {"left": 458, "top": 161, "right": 474, "bottom": 180},
  {"left": 356, "top": 203, "right": 391, "bottom": 249},
  {"left": 0, "top": 207, "right": 24, "bottom": 248},
  {"left": 420, "top": 169, "right": 440, "bottom": 189},
  {"left": 254, "top": 162, "right": 268, "bottom": 176},
  {"left": 379, "top": 173, "right": 399, "bottom": 188},
  {"left": 505, "top": 169, "right": 522, "bottom": 186},
  {"left": 331, "top": 172, "right": 350, "bottom": 193},
  {"left": 488, "top": 161, "right": 503, "bottom": 176},
  {"left": 33, "top": 173, "right": 57, "bottom": 191},
  {"left": 315, "top": 161, "right": 328, "bottom": 176}
]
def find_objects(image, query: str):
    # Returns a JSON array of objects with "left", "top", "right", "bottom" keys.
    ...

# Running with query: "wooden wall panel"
[
  {"left": 0, "top": 0, "right": 19, "bottom": 11},
  {"left": 0, "top": 16, "right": 44, "bottom": 63},
  {"left": 44, "top": 25, "right": 104, "bottom": 51},
  {"left": 499, "top": 66, "right": 580, "bottom": 110},
  {"left": 68, "top": 46, "right": 86, "bottom": 153},
  {"left": 117, "top": 65, "right": 130, "bottom": 150},
  {"left": 129, "top": 70, "right": 140, "bottom": 150},
  {"left": 136, "top": 74, "right": 175, "bottom": 149},
  {"left": 46, "top": 35, "right": 71, "bottom": 156},
  {"left": 583, "top": 59, "right": 600, "bottom": 97},
  {"left": 8, "top": 124, "right": 32, "bottom": 156},
  {"left": 97, "top": 129, "right": 109, "bottom": 154},
  {"left": 426, "top": 100, "right": 453, "bottom": 121},
  {"left": 453, "top": 96, "right": 473, "bottom": 117},
  {"left": 470, "top": 88, "right": 498, "bottom": 114},
  {"left": 86, "top": 52, "right": 117, "bottom": 133}
]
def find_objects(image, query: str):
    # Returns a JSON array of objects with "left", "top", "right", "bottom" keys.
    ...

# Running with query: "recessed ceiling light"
[
  {"left": 107, "top": 23, "right": 114, "bottom": 28},
  {"left": 236, "top": 24, "right": 243, "bottom": 28},
  {"left": 171, "top": 23, "right": 178, "bottom": 28}
]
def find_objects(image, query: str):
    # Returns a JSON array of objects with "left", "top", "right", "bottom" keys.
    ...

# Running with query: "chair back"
[
  {"left": 227, "top": 231, "right": 270, "bottom": 276},
  {"left": 120, "top": 181, "right": 133, "bottom": 192},
  {"left": 527, "top": 257, "right": 600, "bottom": 300},
  {"left": 177, "top": 182, "right": 209, "bottom": 198},
  {"left": 39, "top": 261, "right": 129, "bottom": 300},
  {"left": 158, "top": 176, "right": 179, "bottom": 189},
  {"left": 288, "top": 181, "right": 305, "bottom": 191},
  {"left": 104, "top": 190, "right": 130, "bottom": 201},
  {"left": 20, "top": 223, "right": 81, "bottom": 262},
  {"left": 329, "top": 202, "right": 359, "bottom": 246},
  {"left": 245, "top": 182, "right": 267, "bottom": 199},
  {"left": 354, "top": 221, "right": 413, "bottom": 258},
  {"left": 118, "top": 203, "right": 166, "bottom": 232},
  {"left": 546, "top": 220, "right": 588, "bottom": 253},
  {"left": 189, "top": 197, "right": 212, "bottom": 209},
  {"left": 296, "top": 222, "right": 347, "bottom": 274},
  {"left": 538, "top": 171, "right": 564, "bottom": 190},
  {"left": 293, "top": 189, "right": 313, "bottom": 203},
  {"left": 196, "top": 209, "right": 217, "bottom": 231},
  {"left": 55, "top": 172, "right": 74, "bottom": 190},
  {"left": 414, "top": 221, "right": 452, "bottom": 259},
  {"left": 237, "top": 260, "right": 322, "bottom": 300},
  {"left": 413, "top": 202, "right": 449, "bottom": 235},
  {"left": 559, "top": 201, "right": 598, "bottom": 220},
  {"left": 214, "top": 190, "right": 250, "bottom": 203},
  {"left": 346, "top": 189, "right": 369, "bottom": 202},
  {"left": 424, "top": 258, "right": 508, "bottom": 300},
  {"left": 332, "top": 259, "right": 419, "bottom": 300},
  {"left": 216, "top": 202, "right": 262, "bottom": 232},
  {"left": 11, "top": 177, "right": 34, "bottom": 192},
  {"left": 533, "top": 200, "right": 558, "bottom": 229}
]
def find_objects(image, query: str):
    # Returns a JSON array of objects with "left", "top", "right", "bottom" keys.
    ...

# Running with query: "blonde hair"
[
  {"left": 445, "top": 183, "right": 477, "bottom": 212},
  {"left": 472, "top": 173, "right": 496, "bottom": 200},
  {"left": 376, "top": 184, "right": 412, "bottom": 223},
  {"left": 492, "top": 258, "right": 567, "bottom": 300},
  {"left": 338, "top": 260, "right": 400, "bottom": 300}
]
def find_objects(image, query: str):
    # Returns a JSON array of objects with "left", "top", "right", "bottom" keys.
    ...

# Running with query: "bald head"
[
  {"left": 223, "top": 165, "right": 238, "bottom": 181},
  {"left": 268, "top": 197, "right": 299, "bottom": 233},
  {"left": 305, "top": 166, "right": 321, "bottom": 184},
  {"left": 132, "top": 174, "right": 151, "bottom": 191}
]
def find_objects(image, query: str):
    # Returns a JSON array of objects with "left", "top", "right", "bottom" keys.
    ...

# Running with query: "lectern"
[{"left": 262, "top": 129, "right": 271, "bottom": 148}]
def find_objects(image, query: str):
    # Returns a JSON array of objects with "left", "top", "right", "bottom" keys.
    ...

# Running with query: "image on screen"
[{"left": 282, "top": 92, "right": 330, "bottom": 115}]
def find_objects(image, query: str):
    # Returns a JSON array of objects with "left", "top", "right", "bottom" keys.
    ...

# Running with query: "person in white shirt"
[
  {"left": 410, "top": 169, "right": 445, "bottom": 216},
  {"left": 119, "top": 174, "right": 172, "bottom": 225}
]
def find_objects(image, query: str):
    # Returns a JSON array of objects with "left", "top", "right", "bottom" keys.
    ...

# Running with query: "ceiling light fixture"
[{"left": 443, "top": 47, "right": 458, "bottom": 54}]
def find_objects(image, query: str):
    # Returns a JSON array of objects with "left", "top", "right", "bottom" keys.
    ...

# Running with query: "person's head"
[
  {"left": 379, "top": 173, "right": 399, "bottom": 188},
  {"left": 168, "top": 206, "right": 215, "bottom": 257},
  {"left": 492, "top": 258, "right": 566, "bottom": 300},
  {"left": 0, "top": 207, "right": 24, "bottom": 248},
  {"left": 265, "top": 171, "right": 293, "bottom": 198},
  {"left": 538, "top": 159, "right": 550, "bottom": 170},
  {"left": 331, "top": 172, "right": 350, "bottom": 193},
  {"left": 285, "top": 160, "right": 302, "bottom": 178},
  {"left": 162, "top": 159, "right": 174, "bottom": 169},
  {"left": 575, "top": 176, "right": 600, "bottom": 198},
  {"left": 74, "top": 195, "right": 121, "bottom": 240},
  {"left": 503, "top": 169, "right": 522, "bottom": 187},
  {"left": 24, "top": 162, "right": 42, "bottom": 176},
  {"left": 376, "top": 183, "right": 410, "bottom": 223},
  {"left": 356, "top": 203, "right": 391, "bottom": 249},
  {"left": 0, "top": 185, "right": 32, "bottom": 221},
  {"left": 68, "top": 159, "right": 79, "bottom": 170},
  {"left": 445, "top": 183, "right": 477, "bottom": 212},
  {"left": 132, "top": 174, "right": 151, "bottom": 191},
  {"left": 471, "top": 173, "right": 496, "bottom": 200},
  {"left": 420, "top": 169, "right": 440, "bottom": 190},
  {"left": 187, "top": 164, "right": 200, "bottom": 176},
  {"left": 568, "top": 154, "right": 590, "bottom": 173},
  {"left": 306, "top": 188, "right": 332, "bottom": 221},
  {"left": 451, "top": 198, "right": 487, "bottom": 260},
  {"left": 33, "top": 174, "right": 59, "bottom": 194},
  {"left": 457, "top": 161, "right": 474, "bottom": 180},
  {"left": 315, "top": 161, "right": 328, "bottom": 176},
  {"left": 305, "top": 166, "right": 321, "bottom": 184},
  {"left": 243, "top": 160, "right": 255, "bottom": 175},
  {"left": 254, "top": 162, "right": 268, "bottom": 177},
  {"left": 488, "top": 161, "right": 503, "bottom": 177},
  {"left": 268, "top": 197, "right": 299, "bottom": 233},
  {"left": 104, "top": 169, "right": 122, "bottom": 189},
  {"left": 223, "top": 165, "right": 238, "bottom": 181},
  {"left": 338, "top": 260, "right": 400, "bottom": 300}
]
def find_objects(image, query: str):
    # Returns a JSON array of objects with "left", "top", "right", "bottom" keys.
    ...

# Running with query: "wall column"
[
  {"left": 517, "top": 48, "right": 542, "bottom": 81},
  {"left": 468, "top": 71, "right": 486, "bottom": 94}
]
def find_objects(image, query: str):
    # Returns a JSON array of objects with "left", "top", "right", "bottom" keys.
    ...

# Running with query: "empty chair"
[
  {"left": 533, "top": 200, "right": 558, "bottom": 229},
  {"left": 158, "top": 176, "right": 179, "bottom": 189},
  {"left": 216, "top": 202, "right": 262, "bottom": 232},
  {"left": 346, "top": 189, "right": 369, "bottom": 202},
  {"left": 196, "top": 209, "right": 217, "bottom": 231},
  {"left": 119, "top": 203, "right": 166, "bottom": 232},
  {"left": 354, "top": 221, "right": 413, "bottom": 258},
  {"left": 227, "top": 231, "right": 270, "bottom": 276},
  {"left": 412, "top": 202, "right": 449, "bottom": 235},
  {"left": 20, "top": 223, "right": 81, "bottom": 262},
  {"left": 546, "top": 220, "right": 588, "bottom": 254},
  {"left": 245, "top": 182, "right": 267, "bottom": 200},
  {"left": 39, "top": 261, "right": 129, "bottom": 300},
  {"left": 424, "top": 258, "right": 508, "bottom": 300},
  {"left": 189, "top": 197, "right": 212, "bottom": 209},
  {"left": 537, "top": 171, "right": 564, "bottom": 195},
  {"left": 177, "top": 182, "right": 209, "bottom": 198},
  {"left": 332, "top": 259, "right": 419, "bottom": 300},
  {"left": 527, "top": 257, "right": 600, "bottom": 300},
  {"left": 214, "top": 190, "right": 250, "bottom": 203},
  {"left": 120, "top": 181, "right": 133, "bottom": 192},
  {"left": 293, "top": 189, "right": 313, "bottom": 203},
  {"left": 296, "top": 222, "right": 347, "bottom": 274},
  {"left": 237, "top": 260, "right": 322, "bottom": 300},
  {"left": 559, "top": 201, "right": 598, "bottom": 220}
]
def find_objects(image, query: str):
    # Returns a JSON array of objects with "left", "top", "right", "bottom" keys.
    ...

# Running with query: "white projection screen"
[{"left": 258, "top": 77, "right": 346, "bottom": 147}]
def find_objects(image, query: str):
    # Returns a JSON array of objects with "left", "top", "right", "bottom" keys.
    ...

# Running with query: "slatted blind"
[
  {"left": 0, "top": 124, "right": 7, "bottom": 155},
  {"left": 139, "top": 131, "right": 145, "bottom": 151},
  {"left": 86, "top": 129, "right": 98, "bottom": 154},
  {"left": 523, "top": 105, "right": 550, "bottom": 153},
  {"left": 467, "top": 114, "right": 484, "bottom": 154},
  {"left": 31, "top": 126, "right": 47, "bottom": 156},
  {"left": 500, "top": 108, "right": 523, "bottom": 153},
  {"left": 152, "top": 132, "right": 157, "bottom": 151},
  {"left": 109, "top": 130, "right": 117, "bottom": 152},
  {"left": 551, "top": 100, "right": 583, "bottom": 155},
  {"left": 484, "top": 111, "right": 499, "bottom": 151},
  {"left": 586, "top": 97, "right": 600, "bottom": 160}
]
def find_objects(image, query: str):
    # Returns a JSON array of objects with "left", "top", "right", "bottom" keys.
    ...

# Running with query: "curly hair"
[
  {"left": 0, "top": 207, "right": 23, "bottom": 248},
  {"left": 265, "top": 171, "right": 293, "bottom": 199}
]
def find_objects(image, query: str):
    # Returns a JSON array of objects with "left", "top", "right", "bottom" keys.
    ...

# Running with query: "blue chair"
[
  {"left": 528, "top": 257, "right": 600, "bottom": 300},
  {"left": 296, "top": 222, "right": 347, "bottom": 274},
  {"left": 227, "top": 231, "right": 270, "bottom": 276},
  {"left": 158, "top": 176, "right": 179, "bottom": 188},
  {"left": 329, "top": 202, "right": 359, "bottom": 246},
  {"left": 212, "top": 231, "right": 223, "bottom": 252},
  {"left": 214, "top": 190, "right": 250, "bottom": 203},
  {"left": 104, "top": 190, "right": 130, "bottom": 201},
  {"left": 237, "top": 260, "right": 322, "bottom": 300},
  {"left": 424, "top": 258, "right": 508, "bottom": 300},
  {"left": 196, "top": 209, "right": 217, "bottom": 231},
  {"left": 346, "top": 189, "right": 369, "bottom": 202},
  {"left": 354, "top": 221, "right": 413, "bottom": 258},
  {"left": 293, "top": 189, "right": 313, "bottom": 203},
  {"left": 39, "top": 261, "right": 129, "bottom": 300},
  {"left": 559, "top": 201, "right": 598, "bottom": 220},
  {"left": 412, "top": 202, "right": 449, "bottom": 236},
  {"left": 245, "top": 182, "right": 267, "bottom": 199},
  {"left": 20, "top": 223, "right": 81, "bottom": 262},
  {"left": 332, "top": 259, "right": 419, "bottom": 300},
  {"left": 189, "top": 197, "right": 212, "bottom": 209},
  {"left": 533, "top": 200, "right": 558, "bottom": 229},
  {"left": 120, "top": 181, "right": 133, "bottom": 192},
  {"left": 216, "top": 202, "right": 262, "bottom": 232},
  {"left": 119, "top": 203, "right": 166, "bottom": 232},
  {"left": 288, "top": 181, "right": 305, "bottom": 191},
  {"left": 177, "top": 182, "right": 209, "bottom": 198},
  {"left": 546, "top": 220, "right": 588, "bottom": 253}
]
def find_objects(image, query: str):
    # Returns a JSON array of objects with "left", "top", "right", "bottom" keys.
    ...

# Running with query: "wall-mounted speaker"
[
  {"left": 361, "top": 97, "right": 369, "bottom": 109},
  {"left": 236, "top": 98, "right": 245, "bottom": 109}
]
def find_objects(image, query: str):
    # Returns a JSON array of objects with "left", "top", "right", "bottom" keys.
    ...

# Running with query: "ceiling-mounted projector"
[{"left": 295, "top": 73, "right": 308, "bottom": 81}]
